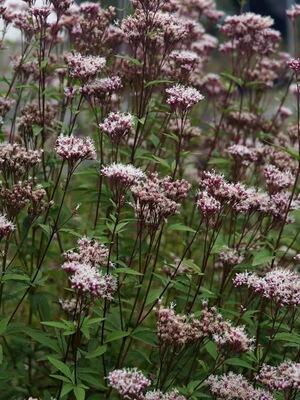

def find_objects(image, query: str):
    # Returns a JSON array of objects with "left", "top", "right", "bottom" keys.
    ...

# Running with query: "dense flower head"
[
  {"left": 207, "top": 372, "right": 274, "bottom": 400},
  {"left": 196, "top": 190, "right": 221, "bottom": 220},
  {"left": 108, "top": 368, "right": 151, "bottom": 398},
  {"left": 63, "top": 237, "right": 109, "bottom": 267},
  {"left": 143, "top": 389, "right": 186, "bottom": 400},
  {"left": 227, "top": 144, "right": 258, "bottom": 166},
  {"left": 65, "top": 53, "right": 106, "bottom": 81},
  {"left": 264, "top": 164, "right": 293, "bottom": 193},
  {"left": 257, "top": 361, "right": 300, "bottom": 391},
  {"left": 0, "top": 142, "right": 43, "bottom": 181},
  {"left": 0, "top": 214, "right": 15, "bottom": 238},
  {"left": 122, "top": 10, "right": 189, "bottom": 48},
  {"left": 101, "top": 163, "right": 145, "bottom": 187},
  {"left": 288, "top": 58, "right": 300, "bottom": 75},
  {"left": 55, "top": 135, "right": 96, "bottom": 165},
  {"left": 99, "top": 112, "right": 134, "bottom": 145},
  {"left": 130, "top": 174, "right": 190, "bottom": 227},
  {"left": 233, "top": 268, "right": 300, "bottom": 307},
  {"left": 81, "top": 76, "right": 122, "bottom": 99},
  {"left": 166, "top": 84, "right": 204, "bottom": 111},
  {"left": 286, "top": 4, "right": 300, "bottom": 23},
  {"left": 154, "top": 303, "right": 201, "bottom": 346},
  {"left": 155, "top": 301, "right": 253, "bottom": 352},
  {"left": 220, "top": 13, "right": 280, "bottom": 56},
  {"left": 218, "top": 246, "right": 244, "bottom": 266},
  {"left": 70, "top": 264, "right": 117, "bottom": 300}
]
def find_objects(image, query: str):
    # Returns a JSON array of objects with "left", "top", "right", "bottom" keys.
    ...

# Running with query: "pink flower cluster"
[
  {"left": 264, "top": 165, "right": 293, "bottom": 194},
  {"left": 68, "top": 264, "right": 117, "bottom": 300},
  {"left": 218, "top": 246, "right": 244, "bottom": 267},
  {"left": 108, "top": 368, "right": 151, "bottom": 399},
  {"left": 99, "top": 112, "right": 134, "bottom": 145},
  {"left": 257, "top": 361, "right": 300, "bottom": 391},
  {"left": 196, "top": 190, "right": 221, "bottom": 220},
  {"left": 63, "top": 236, "right": 109, "bottom": 267},
  {"left": 65, "top": 53, "right": 106, "bottom": 82},
  {"left": 207, "top": 372, "right": 274, "bottom": 400},
  {"left": 166, "top": 84, "right": 204, "bottom": 112},
  {"left": 55, "top": 135, "right": 96, "bottom": 169},
  {"left": 0, "top": 142, "right": 43, "bottom": 181},
  {"left": 233, "top": 268, "right": 300, "bottom": 307},
  {"left": 81, "top": 76, "right": 123, "bottom": 100},
  {"left": 62, "top": 237, "right": 116, "bottom": 300},
  {"left": 143, "top": 389, "right": 186, "bottom": 400},
  {"left": 131, "top": 174, "right": 191, "bottom": 227},
  {"left": 101, "top": 163, "right": 145, "bottom": 188},
  {"left": 286, "top": 4, "right": 300, "bottom": 23},
  {"left": 199, "top": 169, "right": 298, "bottom": 222},
  {"left": 0, "top": 214, "right": 15, "bottom": 239},
  {"left": 220, "top": 12, "right": 281, "bottom": 56},
  {"left": 227, "top": 144, "right": 258, "bottom": 166},
  {"left": 155, "top": 302, "right": 253, "bottom": 352}
]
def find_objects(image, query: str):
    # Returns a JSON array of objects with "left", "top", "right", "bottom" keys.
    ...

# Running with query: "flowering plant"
[{"left": 0, "top": 1, "right": 299, "bottom": 399}]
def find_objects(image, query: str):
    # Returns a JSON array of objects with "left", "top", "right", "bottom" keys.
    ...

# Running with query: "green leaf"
[
  {"left": 145, "top": 79, "right": 174, "bottom": 88},
  {"left": 115, "top": 55, "right": 142, "bottom": 68},
  {"left": 85, "top": 345, "right": 107, "bottom": 359},
  {"left": 167, "top": 223, "right": 196, "bottom": 233},
  {"left": 61, "top": 383, "right": 74, "bottom": 398},
  {"left": 151, "top": 155, "right": 171, "bottom": 169},
  {"left": 204, "top": 341, "right": 217, "bottom": 360},
  {"left": 74, "top": 386, "right": 85, "bottom": 400},
  {"left": 2, "top": 273, "right": 30, "bottom": 282},
  {"left": 105, "top": 330, "right": 131, "bottom": 343},
  {"left": 0, "top": 344, "right": 3, "bottom": 364},
  {"left": 48, "top": 356, "right": 74, "bottom": 382},
  {"left": 25, "top": 329, "right": 59, "bottom": 353},
  {"left": 0, "top": 317, "right": 10, "bottom": 336},
  {"left": 50, "top": 374, "right": 72, "bottom": 383},
  {"left": 224, "top": 358, "right": 255, "bottom": 370},
  {"left": 41, "top": 321, "right": 71, "bottom": 329},
  {"left": 220, "top": 72, "right": 243, "bottom": 88},
  {"left": 252, "top": 249, "right": 274, "bottom": 266},
  {"left": 272, "top": 332, "right": 300, "bottom": 345},
  {"left": 38, "top": 224, "right": 53, "bottom": 240},
  {"left": 115, "top": 267, "right": 143, "bottom": 276}
]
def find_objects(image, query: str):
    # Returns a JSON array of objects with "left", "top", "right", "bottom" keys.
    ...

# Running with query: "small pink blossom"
[
  {"left": 108, "top": 368, "right": 151, "bottom": 398},
  {"left": 99, "top": 112, "right": 134, "bottom": 145},
  {"left": 166, "top": 84, "right": 204, "bottom": 111},
  {"left": 0, "top": 214, "right": 15, "bottom": 238},
  {"left": 55, "top": 135, "right": 96, "bottom": 167}
]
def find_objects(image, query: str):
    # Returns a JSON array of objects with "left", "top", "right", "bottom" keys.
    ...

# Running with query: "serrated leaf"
[
  {"left": 167, "top": 223, "right": 196, "bottom": 233},
  {"left": 74, "top": 386, "right": 85, "bottom": 400},
  {"left": 0, "top": 317, "right": 10, "bottom": 336},
  {"left": 48, "top": 356, "right": 74, "bottom": 382},
  {"left": 220, "top": 72, "right": 243, "bottom": 87},
  {"left": 105, "top": 330, "right": 130, "bottom": 343},
  {"left": 50, "top": 374, "right": 72, "bottom": 383},
  {"left": 0, "top": 344, "right": 3, "bottom": 364},
  {"left": 24, "top": 329, "right": 59, "bottom": 353},
  {"left": 272, "top": 332, "right": 300, "bottom": 345},
  {"left": 85, "top": 345, "right": 107, "bottom": 359},
  {"left": 224, "top": 358, "right": 255, "bottom": 370},
  {"left": 145, "top": 79, "right": 174, "bottom": 88},
  {"left": 115, "top": 267, "right": 143, "bottom": 276},
  {"left": 204, "top": 341, "right": 217, "bottom": 360},
  {"left": 115, "top": 55, "right": 142, "bottom": 68},
  {"left": 38, "top": 224, "right": 53, "bottom": 240},
  {"left": 61, "top": 383, "right": 74, "bottom": 398},
  {"left": 41, "top": 321, "right": 71, "bottom": 329},
  {"left": 2, "top": 273, "right": 30, "bottom": 282},
  {"left": 252, "top": 249, "right": 274, "bottom": 266}
]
